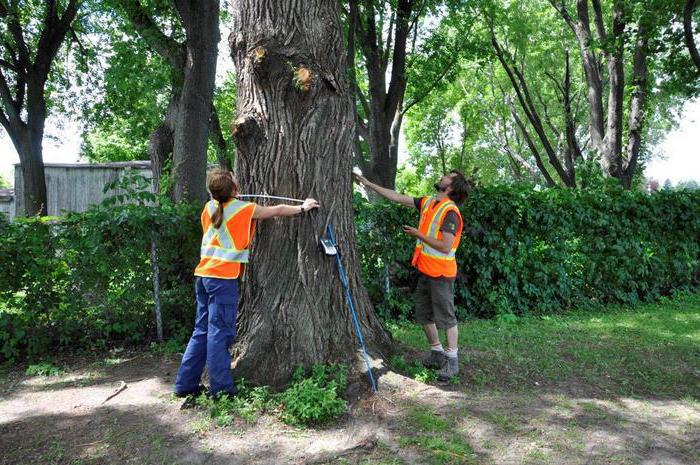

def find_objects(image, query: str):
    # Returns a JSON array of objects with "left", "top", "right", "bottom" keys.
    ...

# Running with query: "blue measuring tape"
[{"left": 323, "top": 224, "right": 378, "bottom": 392}]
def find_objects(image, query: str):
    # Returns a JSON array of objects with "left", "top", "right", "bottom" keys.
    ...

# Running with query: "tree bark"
[
  {"left": 349, "top": 0, "right": 412, "bottom": 189},
  {"left": 620, "top": 24, "right": 649, "bottom": 189},
  {"left": 0, "top": 0, "right": 79, "bottom": 216},
  {"left": 600, "top": 0, "right": 625, "bottom": 178},
  {"left": 685, "top": 0, "right": 700, "bottom": 72},
  {"left": 170, "top": 0, "right": 220, "bottom": 203},
  {"left": 209, "top": 107, "right": 232, "bottom": 170},
  {"left": 122, "top": 0, "right": 228, "bottom": 194},
  {"left": 229, "top": 0, "right": 392, "bottom": 388}
]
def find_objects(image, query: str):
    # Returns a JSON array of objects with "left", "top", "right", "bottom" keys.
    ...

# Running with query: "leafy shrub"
[
  {"left": 1, "top": 186, "right": 698, "bottom": 361},
  {"left": 277, "top": 364, "right": 348, "bottom": 425},
  {"left": 25, "top": 362, "right": 65, "bottom": 377},
  {"left": 355, "top": 187, "right": 700, "bottom": 319},
  {"left": 193, "top": 365, "right": 348, "bottom": 427},
  {"left": 0, "top": 202, "right": 200, "bottom": 361}
]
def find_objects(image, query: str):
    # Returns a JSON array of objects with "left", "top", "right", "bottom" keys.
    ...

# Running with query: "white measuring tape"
[{"left": 236, "top": 194, "right": 305, "bottom": 204}]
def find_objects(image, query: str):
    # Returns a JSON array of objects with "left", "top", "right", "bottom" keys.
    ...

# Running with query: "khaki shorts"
[{"left": 413, "top": 274, "right": 457, "bottom": 330}]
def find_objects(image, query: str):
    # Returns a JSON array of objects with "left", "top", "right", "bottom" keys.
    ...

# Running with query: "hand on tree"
[
  {"left": 353, "top": 173, "right": 370, "bottom": 186},
  {"left": 402, "top": 225, "right": 420, "bottom": 238},
  {"left": 302, "top": 198, "right": 320, "bottom": 212}
]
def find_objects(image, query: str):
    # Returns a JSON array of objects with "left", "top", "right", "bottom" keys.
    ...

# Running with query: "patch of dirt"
[{"left": 1, "top": 350, "right": 698, "bottom": 465}]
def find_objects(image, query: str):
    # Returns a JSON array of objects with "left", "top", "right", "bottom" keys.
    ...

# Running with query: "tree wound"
[
  {"left": 252, "top": 46, "right": 267, "bottom": 66},
  {"left": 230, "top": 115, "right": 259, "bottom": 138},
  {"left": 294, "top": 67, "right": 313, "bottom": 92}
]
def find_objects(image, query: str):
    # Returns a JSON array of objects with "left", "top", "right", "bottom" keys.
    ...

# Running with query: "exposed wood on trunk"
[{"left": 229, "top": 0, "right": 392, "bottom": 387}]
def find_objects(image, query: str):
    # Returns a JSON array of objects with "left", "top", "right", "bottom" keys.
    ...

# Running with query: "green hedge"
[
  {"left": 1, "top": 187, "right": 699, "bottom": 361},
  {"left": 356, "top": 187, "right": 700, "bottom": 319},
  {"left": 0, "top": 203, "right": 200, "bottom": 361}
]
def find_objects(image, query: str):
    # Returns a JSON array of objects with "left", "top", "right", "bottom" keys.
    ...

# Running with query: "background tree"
[
  {"left": 685, "top": 0, "right": 700, "bottom": 71},
  {"left": 113, "top": 0, "right": 220, "bottom": 201},
  {"left": 0, "top": 0, "right": 82, "bottom": 216},
  {"left": 229, "top": 0, "right": 391, "bottom": 387},
  {"left": 346, "top": 0, "right": 475, "bottom": 189}
]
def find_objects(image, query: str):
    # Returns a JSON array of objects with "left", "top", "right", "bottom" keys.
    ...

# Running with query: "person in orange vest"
[
  {"left": 175, "top": 169, "right": 319, "bottom": 401},
  {"left": 353, "top": 171, "right": 471, "bottom": 381}
]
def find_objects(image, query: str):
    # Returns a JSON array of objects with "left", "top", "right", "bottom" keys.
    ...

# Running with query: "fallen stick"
[{"left": 102, "top": 381, "right": 127, "bottom": 404}]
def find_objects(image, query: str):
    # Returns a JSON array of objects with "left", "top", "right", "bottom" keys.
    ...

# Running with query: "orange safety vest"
[
  {"left": 194, "top": 199, "right": 257, "bottom": 279},
  {"left": 411, "top": 196, "right": 463, "bottom": 278}
]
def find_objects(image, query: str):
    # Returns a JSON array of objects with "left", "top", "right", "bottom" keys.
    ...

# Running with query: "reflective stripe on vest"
[
  {"left": 411, "top": 196, "right": 462, "bottom": 278},
  {"left": 415, "top": 197, "right": 457, "bottom": 258},
  {"left": 201, "top": 200, "right": 250, "bottom": 263}
]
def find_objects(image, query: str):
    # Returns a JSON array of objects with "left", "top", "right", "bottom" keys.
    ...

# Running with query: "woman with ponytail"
[{"left": 174, "top": 169, "right": 319, "bottom": 400}]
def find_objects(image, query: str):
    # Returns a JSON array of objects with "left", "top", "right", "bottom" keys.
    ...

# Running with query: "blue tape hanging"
[{"left": 324, "top": 224, "right": 378, "bottom": 393}]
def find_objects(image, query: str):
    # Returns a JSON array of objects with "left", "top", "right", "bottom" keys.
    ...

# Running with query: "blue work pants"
[{"left": 174, "top": 277, "right": 239, "bottom": 397}]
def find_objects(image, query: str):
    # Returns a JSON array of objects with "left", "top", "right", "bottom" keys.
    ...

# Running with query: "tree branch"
[
  {"left": 385, "top": 0, "right": 412, "bottom": 116},
  {"left": 0, "top": 0, "right": 32, "bottom": 70},
  {"left": 685, "top": 0, "right": 700, "bottom": 71},
  {"left": 0, "top": 66, "right": 21, "bottom": 123},
  {"left": 509, "top": 100, "right": 557, "bottom": 187},
  {"left": 402, "top": 54, "right": 458, "bottom": 115},
  {"left": 119, "top": 0, "right": 186, "bottom": 70}
]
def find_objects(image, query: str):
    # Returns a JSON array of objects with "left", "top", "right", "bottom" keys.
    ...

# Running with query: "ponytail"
[
  {"left": 206, "top": 169, "right": 238, "bottom": 228},
  {"left": 212, "top": 201, "right": 224, "bottom": 228}
]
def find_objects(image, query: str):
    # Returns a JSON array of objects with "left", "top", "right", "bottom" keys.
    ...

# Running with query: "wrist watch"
[{"left": 300, "top": 205, "right": 305, "bottom": 213}]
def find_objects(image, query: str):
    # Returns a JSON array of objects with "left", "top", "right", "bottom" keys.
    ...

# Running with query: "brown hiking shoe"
[
  {"left": 437, "top": 357, "right": 459, "bottom": 382},
  {"left": 422, "top": 350, "right": 448, "bottom": 370}
]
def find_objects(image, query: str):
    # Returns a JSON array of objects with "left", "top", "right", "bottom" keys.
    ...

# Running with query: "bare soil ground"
[{"left": 1, "top": 346, "right": 698, "bottom": 465}]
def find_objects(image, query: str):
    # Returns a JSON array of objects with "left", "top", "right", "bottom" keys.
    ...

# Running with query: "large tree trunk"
[
  {"left": 170, "top": 0, "right": 220, "bottom": 203},
  {"left": 229, "top": 0, "right": 392, "bottom": 388},
  {"left": 16, "top": 122, "right": 48, "bottom": 217},
  {"left": 0, "top": 0, "right": 79, "bottom": 216},
  {"left": 11, "top": 80, "right": 48, "bottom": 217},
  {"left": 601, "top": 0, "right": 625, "bottom": 178}
]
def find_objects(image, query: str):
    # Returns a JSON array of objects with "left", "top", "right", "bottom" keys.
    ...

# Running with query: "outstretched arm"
[
  {"left": 353, "top": 173, "right": 415, "bottom": 208},
  {"left": 252, "top": 198, "right": 320, "bottom": 219}
]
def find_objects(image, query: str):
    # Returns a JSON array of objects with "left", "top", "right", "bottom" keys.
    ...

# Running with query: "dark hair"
[
  {"left": 448, "top": 170, "right": 471, "bottom": 206},
  {"left": 207, "top": 169, "right": 238, "bottom": 228}
]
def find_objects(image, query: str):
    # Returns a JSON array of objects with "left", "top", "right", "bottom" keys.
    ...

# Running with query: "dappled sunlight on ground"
[{"left": 1, "top": 295, "right": 699, "bottom": 464}]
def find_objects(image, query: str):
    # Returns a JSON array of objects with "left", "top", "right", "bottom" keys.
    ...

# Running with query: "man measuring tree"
[{"left": 353, "top": 171, "right": 471, "bottom": 382}]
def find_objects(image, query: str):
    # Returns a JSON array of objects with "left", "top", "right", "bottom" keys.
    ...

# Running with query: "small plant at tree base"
[
  {"left": 277, "top": 364, "right": 347, "bottom": 425},
  {"left": 25, "top": 361, "right": 64, "bottom": 377},
  {"left": 389, "top": 355, "right": 437, "bottom": 383},
  {"left": 192, "top": 365, "right": 347, "bottom": 427}
]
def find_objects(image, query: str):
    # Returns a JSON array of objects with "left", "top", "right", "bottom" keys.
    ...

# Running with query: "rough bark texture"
[
  {"left": 228, "top": 0, "right": 392, "bottom": 388},
  {"left": 171, "top": 0, "right": 220, "bottom": 203},
  {"left": 0, "top": 0, "right": 79, "bottom": 216}
]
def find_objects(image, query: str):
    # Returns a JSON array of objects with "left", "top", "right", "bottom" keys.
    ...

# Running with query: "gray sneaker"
[
  {"left": 422, "top": 350, "right": 448, "bottom": 370},
  {"left": 437, "top": 357, "right": 459, "bottom": 382}
]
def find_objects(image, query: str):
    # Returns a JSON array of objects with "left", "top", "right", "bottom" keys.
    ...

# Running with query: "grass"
[{"left": 391, "top": 292, "right": 700, "bottom": 398}]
